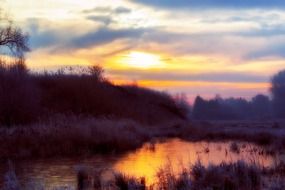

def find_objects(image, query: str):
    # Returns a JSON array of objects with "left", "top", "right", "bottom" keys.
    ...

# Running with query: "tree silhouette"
[
  {"left": 251, "top": 94, "right": 271, "bottom": 119},
  {"left": 271, "top": 70, "right": 285, "bottom": 118},
  {"left": 0, "top": 9, "right": 30, "bottom": 57},
  {"left": 192, "top": 96, "right": 207, "bottom": 120}
]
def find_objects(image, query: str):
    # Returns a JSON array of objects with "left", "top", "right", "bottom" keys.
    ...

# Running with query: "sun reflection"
[{"left": 114, "top": 139, "right": 275, "bottom": 186}]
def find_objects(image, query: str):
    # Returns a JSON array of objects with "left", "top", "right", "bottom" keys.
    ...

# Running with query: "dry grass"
[
  {"left": 2, "top": 118, "right": 285, "bottom": 160},
  {"left": 167, "top": 120, "right": 285, "bottom": 152},
  {"left": 0, "top": 115, "right": 150, "bottom": 160}
]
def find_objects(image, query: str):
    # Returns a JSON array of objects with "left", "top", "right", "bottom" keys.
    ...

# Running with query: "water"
[{"left": 0, "top": 138, "right": 283, "bottom": 188}]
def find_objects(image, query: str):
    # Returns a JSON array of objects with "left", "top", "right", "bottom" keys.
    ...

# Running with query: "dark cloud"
[
  {"left": 24, "top": 17, "right": 146, "bottom": 51},
  {"left": 114, "top": 7, "right": 132, "bottom": 14},
  {"left": 81, "top": 6, "right": 111, "bottom": 14},
  {"left": 246, "top": 43, "right": 285, "bottom": 59},
  {"left": 133, "top": 0, "right": 285, "bottom": 9},
  {"left": 82, "top": 6, "right": 131, "bottom": 15},
  {"left": 26, "top": 19, "right": 63, "bottom": 49},
  {"left": 237, "top": 25, "right": 285, "bottom": 37},
  {"left": 69, "top": 27, "right": 146, "bottom": 49},
  {"left": 86, "top": 15, "right": 113, "bottom": 25}
]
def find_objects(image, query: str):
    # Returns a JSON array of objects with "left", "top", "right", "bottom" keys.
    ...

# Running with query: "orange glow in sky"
[
  {"left": 119, "top": 51, "right": 164, "bottom": 69},
  {"left": 2, "top": 0, "right": 285, "bottom": 100}
]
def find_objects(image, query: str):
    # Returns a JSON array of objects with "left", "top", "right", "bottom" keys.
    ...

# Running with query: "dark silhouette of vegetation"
[
  {"left": 271, "top": 70, "right": 285, "bottom": 118},
  {"left": 252, "top": 94, "right": 271, "bottom": 119},
  {"left": 0, "top": 60, "right": 40, "bottom": 126},
  {"left": 192, "top": 69, "right": 285, "bottom": 120},
  {"left": 192, "top": 94, "right": 272, "bottom": 120},
  {"left": 0, "top": 60, "right": 187, "bottom": 127}
]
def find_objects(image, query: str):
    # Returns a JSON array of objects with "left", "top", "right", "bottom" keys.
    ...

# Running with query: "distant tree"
[
  {"left": 223, "top": 97, "right": 253, "bottom": 119},
  {"left": 192, "top": 96, "right": 206, "bottom": 120},
  {"left": 88, "top": 65, "right": 105, "bottom": 81},
  {"left": 174, "top": 93, "right": 191, "bottom": 119},
  {"left": 251, "top": 94, "right": 271, "bottom": 119},
  {"left": 271, "top": 70, "right": 285, "bottom": 118},
  {"left": 192, "top": 95, "right": 257, "bottom": 120},
  {"left": 0, "top": 9, "right": 30, "bottom": 58}
]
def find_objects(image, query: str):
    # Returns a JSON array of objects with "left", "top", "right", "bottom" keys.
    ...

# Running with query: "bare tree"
[{"left": 0, "top": 8, "right": 30, "bottom": 58}]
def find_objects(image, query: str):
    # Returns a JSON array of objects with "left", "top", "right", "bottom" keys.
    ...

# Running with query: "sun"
[{"left": 121, "top": 51, "right": 164, "bottom": 69}]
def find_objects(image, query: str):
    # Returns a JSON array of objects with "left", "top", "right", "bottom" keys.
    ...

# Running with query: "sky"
[{"left": 2, "top": 0, "right": 285, "bottom": 101}]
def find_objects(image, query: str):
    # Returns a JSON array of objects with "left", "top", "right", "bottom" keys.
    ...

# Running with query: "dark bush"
[{"left": 0, "top": 60, "right": 40, "bottom": 126}]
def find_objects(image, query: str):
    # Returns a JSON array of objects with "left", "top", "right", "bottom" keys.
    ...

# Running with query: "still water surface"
[{"left": 1, "top": 138, "right": 283, "bottom": 188}]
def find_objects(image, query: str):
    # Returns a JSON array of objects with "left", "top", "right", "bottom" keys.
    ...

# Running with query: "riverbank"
[
  {"left": 1, "top": 117, "right": 285, "bottom": 160},
  {"left": 0, "top": 116, "right": 151, "bottom": 160}
]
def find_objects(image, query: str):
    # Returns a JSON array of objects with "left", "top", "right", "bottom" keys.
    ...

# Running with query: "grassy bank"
[
  {"left": 1, "top": 118, "right": 285, "bottom": 160},
  {"left": 0, "top": 116, "right": 151, "bottom": 160},
  {"left": 152, "top": 120, "right": 285, "bottom": 152}
]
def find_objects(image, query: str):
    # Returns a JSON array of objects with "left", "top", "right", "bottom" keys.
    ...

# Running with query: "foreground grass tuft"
[{"left": 190, "top": 161, "right": 261, "bottom": 190}]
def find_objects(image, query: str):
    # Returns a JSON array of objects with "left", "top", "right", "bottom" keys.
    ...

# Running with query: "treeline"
[
  {"left": 192, "top": 69, "right": 285, "bottom": 120},
  {"left": 0, "top": 60, "right": 187, "bottom": 127},
  {"left": 192, "top": 95, "right": 271, "bottom": 120}
]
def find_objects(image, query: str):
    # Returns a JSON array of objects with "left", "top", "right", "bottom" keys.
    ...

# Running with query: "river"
[{"left": 1, "top": 138, "right": 283, "bottom": 188}]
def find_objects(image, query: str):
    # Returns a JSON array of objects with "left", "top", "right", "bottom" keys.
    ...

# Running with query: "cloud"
[
  {"left": 246, "top": 43, "right": 285, "bottom": 59},
  {"left": 26, "top": 19, "right": 63, "bottom": 49},
  {"left": 86, "top": 15, "right": 113, "bottom": 25},
  {"left": 69, "top": 27, "right": 147, "bottom": 49},
  {"left": 109, "top": 69, "right": 268, "bottom": 83},
  {"left": 114, "top": 7, "right": 132, "bottom": 14},
  {"left": 132, "top": 0, "right": 285, "bottom": 9},
  {"left": 24, "top": 4, "right": 285, "bottom": 64},
  {"left": 24, "top": 16, "right": 147, "bottom": 52},
  {"left": 82, "top": 6, "right": 111, "bottom": 14},
  {"left": 82, "top": 6, "right": 132, "bottom": 26},
  {"left": 138, "top": 29, "right": 263, "bottom": 61},
  {"left": 82, "top": 6, "right": 131, "bottom": 15}
]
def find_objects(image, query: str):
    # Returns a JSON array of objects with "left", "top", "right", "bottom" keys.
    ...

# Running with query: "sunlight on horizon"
[
  {"left": 119, "top": 51, "right": 165, "bottom": 69},
  {"left": 3, "top": 0, "right": 285, "bottom": 99}
]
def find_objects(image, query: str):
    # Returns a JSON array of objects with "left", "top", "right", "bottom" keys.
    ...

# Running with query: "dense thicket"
[
  {"left": 192, "top": 94, "right": 272, "bottom": 120},
  {"left": 271, "top": 70, "right": 285, "bottom": 118},
  {"left": 0, "top": 61, "right": 187, "bottom": 126}
]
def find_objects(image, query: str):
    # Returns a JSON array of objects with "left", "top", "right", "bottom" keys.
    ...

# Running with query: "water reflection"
[
  {"left": 0, "top": 138, "right": 281, "bottom": 188},
  {"left": 114, "top": 139, "right": 276, "bottom": 185}
]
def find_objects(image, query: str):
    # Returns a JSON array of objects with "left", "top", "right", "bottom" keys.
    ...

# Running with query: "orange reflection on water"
[
  {"left": 114, "top": 138, "right": 275, "bottom": 186},
  {"left": 0, "top": 139, "right": 279, "bottom": 188}
]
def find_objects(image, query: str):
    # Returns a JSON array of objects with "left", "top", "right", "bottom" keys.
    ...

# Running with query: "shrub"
[{"left": 0, "top": 60, "right": 40, "bottom": 126}]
